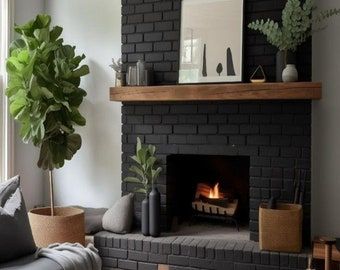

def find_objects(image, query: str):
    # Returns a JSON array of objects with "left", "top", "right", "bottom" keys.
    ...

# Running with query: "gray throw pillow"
[
  {"left": 73, "top": 206, "right": 108, "bottom": 234},
  {"left": 0, "top": 176, "right": 36, "bottom": 263},
  {"left": 102, "top": 193, "right": 134, "bottom": 234}
]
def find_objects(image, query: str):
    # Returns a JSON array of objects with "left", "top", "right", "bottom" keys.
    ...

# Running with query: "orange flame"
[{"left": 209, "top": 183, "right": 221, "bottom": 199}]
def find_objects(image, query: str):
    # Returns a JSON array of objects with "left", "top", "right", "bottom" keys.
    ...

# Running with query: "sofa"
[
  {"left": 0, "top": 176, "right": 64, "bottom": 270},
  {"left": 0, "top": 254, "right": 62, "bottom": 270}
]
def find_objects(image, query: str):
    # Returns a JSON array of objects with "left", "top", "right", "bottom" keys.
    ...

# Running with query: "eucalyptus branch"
[{"left": 248, "top": 0, "right": 340, "bottom": 52}]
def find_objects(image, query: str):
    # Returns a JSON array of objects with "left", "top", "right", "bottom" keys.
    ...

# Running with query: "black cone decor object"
[
  {"left": 149, "top": 186, "right": 161, "bottom": 237},
  {"left": 216, "top": 63, "right": 223, "bottom": 76},
  {"left": 202, "top": 44, "right": 207, "bottom": 77},
  {"left": 141, "top": 197, "right": 149, "bottom": 236},
  {"left": 226, "top": 48, "right": 236, "bottom": 76}
]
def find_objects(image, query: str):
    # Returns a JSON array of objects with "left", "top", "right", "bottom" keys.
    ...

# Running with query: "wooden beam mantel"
[{"left": 110, "top": 82, "right": 322, "bottom": 102}]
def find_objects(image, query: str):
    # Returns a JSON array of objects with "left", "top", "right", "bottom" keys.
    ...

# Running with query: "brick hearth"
[{"left": 95, "top": 231, "right": 309, "bottom": 270}]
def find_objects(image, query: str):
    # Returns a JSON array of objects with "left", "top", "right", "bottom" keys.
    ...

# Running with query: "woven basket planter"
[
  {"left": 28, "top": 207, "right": 85, "bottom": 247},
  {"left": 259, "top": 203, "right": 302, "bottom": 253}
]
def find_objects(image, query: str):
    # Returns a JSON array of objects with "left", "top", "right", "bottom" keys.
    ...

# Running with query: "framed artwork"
[{"left": 179, "top": 0, "right": 244, "bottom": 84}]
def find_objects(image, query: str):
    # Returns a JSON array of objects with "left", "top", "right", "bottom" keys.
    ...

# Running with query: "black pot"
[
  {"left": 276, "top": 50, "right": 296, "bottom": 82},
  {"left": 149, "top": 187, "right": 161, "bottom": 237},
  {"left": 141, "top": 197, "right": 149, "bottom": 236}
]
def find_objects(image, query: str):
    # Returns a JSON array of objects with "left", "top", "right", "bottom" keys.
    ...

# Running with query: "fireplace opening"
[{"left": 167, "top": 154, "right": 250, "bottom": 229}]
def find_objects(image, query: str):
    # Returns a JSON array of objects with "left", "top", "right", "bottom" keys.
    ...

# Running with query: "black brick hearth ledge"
[{"left": 94, "top": 231, "right": 309, "bottom": 270}]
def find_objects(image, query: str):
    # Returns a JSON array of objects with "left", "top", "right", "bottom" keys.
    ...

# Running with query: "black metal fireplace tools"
[{"left": 293, "top": 168, "right": 307, "bottom": 205}]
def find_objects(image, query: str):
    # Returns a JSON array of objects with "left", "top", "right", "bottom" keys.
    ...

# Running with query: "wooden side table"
[{"left": 314, "top": 236, "right": 337, "bottom": 270}]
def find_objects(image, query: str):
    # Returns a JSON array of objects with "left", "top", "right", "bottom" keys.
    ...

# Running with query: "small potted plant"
[
  {"left": 124, "top": 138, "right": 162, "bottom": 237},
  {"left": 6, "top": 14, "right": 89, "bottom": 246},
  {"left": 110, "top": 58, "right": 125, "bottom": 86},
  {"left": 248, "top": 0, "right": 340, "bottom": 82}
]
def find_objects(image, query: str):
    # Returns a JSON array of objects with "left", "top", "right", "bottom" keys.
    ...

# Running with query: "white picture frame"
[{"left": 179, "top": 0, "right": 244, "bottom": 84}]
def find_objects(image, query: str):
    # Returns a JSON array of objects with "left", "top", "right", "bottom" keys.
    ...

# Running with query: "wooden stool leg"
[{"left": 325, "top": 243, "right": 333, "bottom": 270}]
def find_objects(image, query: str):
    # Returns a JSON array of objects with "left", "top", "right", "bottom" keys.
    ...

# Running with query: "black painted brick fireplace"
[
  {"left": 95, "top": 2, "right": 315, "bottom": 269},
  {"left": 120, "top": 0, "right": 313, "bottom": 242},
  {"left": 121, "top": 101, "right": 312, "bottom": 242}
]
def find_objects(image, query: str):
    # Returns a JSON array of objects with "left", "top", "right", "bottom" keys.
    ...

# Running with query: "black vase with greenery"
[
  {"left": 248, "top": 0, "right": 340, "bottom": 82},
  {"left": 149, "top": 186, "right": 161, "bottom": 237},
  {"left": 276, "top": 50, "right": 296, "bottom": 82},
  {"left": 124, "top": 138, "right": 162, "bottom": 236},
  {"left": 141, "top": 196, "right": 149, "bottom": 236}
]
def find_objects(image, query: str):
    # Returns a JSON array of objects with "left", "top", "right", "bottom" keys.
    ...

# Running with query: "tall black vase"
[
  {"left": 141, "top": 197, "right": 149, "bottom": 236},
  {"left": 149, "top": 187, "right": 161, "bottom": 237},
  {"left": 276, "top": 50, "right": 296, "bottom": 82}
]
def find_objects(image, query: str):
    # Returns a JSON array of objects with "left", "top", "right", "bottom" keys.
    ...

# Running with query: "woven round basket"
[
  {"left": 28, "top": 207, "right": 85, "bottom": 247},
  {"left": 259, "top": 203, "right": 302, "bottom": 253}
]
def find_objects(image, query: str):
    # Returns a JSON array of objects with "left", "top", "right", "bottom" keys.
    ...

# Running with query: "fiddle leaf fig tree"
[{"left": 6, "top": 14, "right": 89, "bottom": 215}]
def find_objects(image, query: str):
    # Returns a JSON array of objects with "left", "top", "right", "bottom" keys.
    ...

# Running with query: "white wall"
[
  {"left": 14, "top": 0, "right": 45, "bottom": 210},
  {"left": 312, "top": 0, "right": 340, "bottom": 236},
  {"left": 44, "top": 0, "right": 122, "bottom": 208}
]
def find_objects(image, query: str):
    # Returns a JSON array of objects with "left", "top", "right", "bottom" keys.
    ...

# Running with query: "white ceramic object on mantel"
[{"left": 282, "top": 64, "right": 298, "bottom": 82}]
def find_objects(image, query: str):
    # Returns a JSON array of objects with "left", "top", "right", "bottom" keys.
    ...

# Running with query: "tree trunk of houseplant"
[
  {"left": 49, "top": 170, "right": 55, "bottom": 216},
  {"left": 276, "top": 50, "right": 296, "bottom": 82}
]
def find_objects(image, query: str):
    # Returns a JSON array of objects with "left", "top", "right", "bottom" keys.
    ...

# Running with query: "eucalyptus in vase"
[{"left": 248, "top": 0, "right": 340, "bottom": 82}]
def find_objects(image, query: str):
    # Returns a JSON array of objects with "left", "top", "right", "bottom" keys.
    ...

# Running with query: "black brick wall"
[
  {"left": 121, "top": 101, "right": 312, "bottom": 242},
  {"left": 121, "top": 0, "right": 311, "bottom": 84}
]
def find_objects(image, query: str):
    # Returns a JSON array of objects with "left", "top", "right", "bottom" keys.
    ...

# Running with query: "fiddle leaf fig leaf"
[
  {"left": 50, "top": 26, "right": 63, "bottom": 41},
  {"left": 70, "top": 108, "right": 86, "bottom": 126},
  {"left": 72, "top": 65, "right": 90, "bottom": 78}
]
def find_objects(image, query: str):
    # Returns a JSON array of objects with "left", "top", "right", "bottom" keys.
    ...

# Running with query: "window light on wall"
[{"left": 0, "top": 0, "right": 14, "bottom": 181}]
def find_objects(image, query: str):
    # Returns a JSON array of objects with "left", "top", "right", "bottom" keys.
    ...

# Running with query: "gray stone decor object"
[
  {"left": 102, "top": 193, "right": 134, "bottom": 234},
  {"left": 149, "top": 187, "right": 161, "bottom": 237},
  {"left": 0, "top": 175, "right": 36, "bottom": 263}
]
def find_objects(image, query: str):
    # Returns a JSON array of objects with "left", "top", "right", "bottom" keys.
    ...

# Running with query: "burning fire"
[{"left": 209, "top": 183, "right": 221, "bottom": 199}]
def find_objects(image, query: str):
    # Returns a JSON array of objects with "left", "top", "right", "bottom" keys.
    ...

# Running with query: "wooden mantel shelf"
[{"left": 110, "top": 82, "right": 322, "bottom": 102}]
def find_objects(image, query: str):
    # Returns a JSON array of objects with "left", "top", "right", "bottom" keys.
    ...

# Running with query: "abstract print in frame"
[{"left": 179, "top": 0, "right": 244, "bottom": 84}]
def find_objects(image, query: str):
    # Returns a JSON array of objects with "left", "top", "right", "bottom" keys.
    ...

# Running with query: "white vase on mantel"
[{"left": 282, "top": 64, "right": 298, "bottom": 82}]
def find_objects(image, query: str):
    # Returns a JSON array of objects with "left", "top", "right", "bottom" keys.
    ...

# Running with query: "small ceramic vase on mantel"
[
  {"left": 276, "top": 50, "right": 296, "bottom": 82},
  {"left": 282, "top": 64, "right": 298, "bottom": 82}
]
